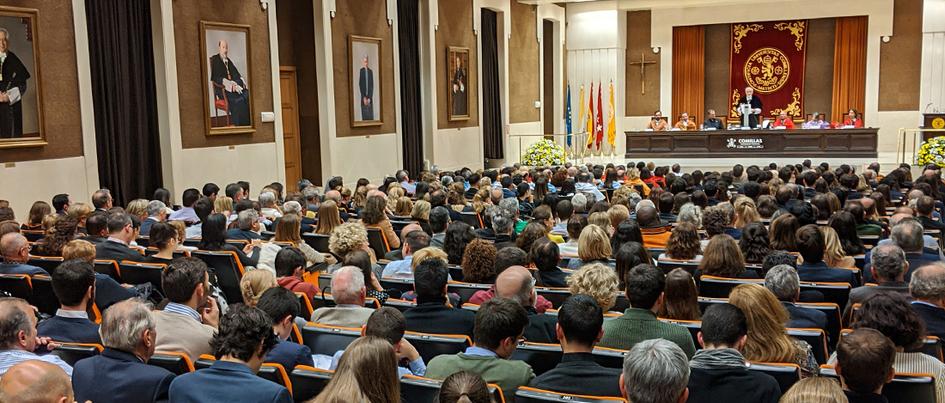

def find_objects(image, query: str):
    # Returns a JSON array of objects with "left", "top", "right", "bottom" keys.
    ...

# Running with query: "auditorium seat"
[
  {"left": 447, "top": 281, "right": 491, "bottom": 304},
  {"left": 535, "top": 287, "right": 571, "bottom": 309},
  {"left": 51, "top": 343, "right": 102, "bottom": 366},
  {"left": 799, "top": 281, "right": 851, "bottom": 311},
  {"left": 258, "top": 363, "right": 293, "bottom": 396},
  {"left": 379, "top": 277, "right": 415, "bottom": 294},
  {"left": 697, "top": 297, "right": 840, "bottom": 348},
  {"left": 309, "top": 293, "right": 380, "bottom": 310},
  {"left": 390, "top": 220, "right": 413, "bottom": 238},
  {"left": 300, "top": 323, "right": 361, "bottom": 356},
  {"left": 821, "top": 366, "right": 936, "bottom": 403},
  {"left": 366, "top": 227, "right": 391, "bottom": 259},
  {"left": 656, "top": 259, "right": 701, "bottom": 274},
  {"left": 27, "top": 255, "right": 63, "bottom": 275},
  {"left": 295, "top": 292, "right": 314, "bottom": 321},
  {"left": 118, "top": 261, "right": 166, "bottom": 294},
  {"left": 135, "top": 236, "right": 150, "bottom": 248},
  {"left": 786, "top": 328, "right": 828, "bottom": 364},
  {"left": 261, "top": 231, "right": 275, "bottom": 240},
  {"left": 30, "top": 274, "right": 62, "bottom": 317},
  {"left": 224, "top": 239, "right": 249, "bottom": 249},
  {"left": 748, "top": 362, "right": 800, "bottom": 393},
  {"left": 403, "top": 331, "right": 472, "bottom": 363},
  {"left": 290, "top": 365, "right": 333, "bottom": 402},
  {"left": 658, "top": 318, "right": 702, "bottom": 346},
  {"left": 21, "top": 230, "right": 45, "bottom": 243},
  {"left": 510, "top": 342, "right": 563, "bottom": 376},
  {"left": 447, "top": 265, "right": 464, "bottom": 282},
  {"left": 316, "top": 273, "right": 332, "bottom": 290},
  {"left": 191, "top": 250, "right": 245, "bottom": 304},
  {"left": 458, "top": 212, "right": 483, "bottom": 229},
  {"left": 145, "top": 247, "right": 189, "bottom": 259},
  {"left": 0, "top": 274, "right": 32, "bottom": 300},
  {"left": 840, "top": 329, "right": 943, "bottom": 361},
  {"left": 93, "top": 259, "right": 122, "bottom": 282},
  {"left": 302, "top": 233, "right": 331, "bottom": 254},
  {"left": 150, "top": 351, "right": 196, "bottom": 375},
  {"left": 697, "top": 275, "right": 764, "bottom": 298},
  {"left": 591, "top": 346, "right": 628, "bottom": 369},
  {"left": 399, "top": 375, "right": 504, "bottom": 403},
  {"left": 515, "top": 386, "right": 625, "bottom": 402},
  {"left": 382, "top": 298, "right": 417, "bottom": 312}
]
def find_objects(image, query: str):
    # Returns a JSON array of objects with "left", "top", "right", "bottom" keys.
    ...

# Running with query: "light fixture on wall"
[
  {"left": 881, "top": 35, "right": 891, "bottom": 43},
  {"left": 652, "top": 47, "right": 661, "bottom": 54},
  {"left": 259, "top": 0, "right": 268, "bottom": 11}
]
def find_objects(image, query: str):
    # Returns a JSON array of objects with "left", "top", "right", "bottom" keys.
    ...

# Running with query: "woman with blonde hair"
[
  {"left": 729, "top": 284, "right": 818, "bottom": 377},
  {"left": 313, "top": 336, "right": 400, "bottom": 403},
  {"left": 386, "top": 186, "right": 406, "bottom": 212},
  {"left": 587, "top": 212, "right": 613, "bottom": 235},
  {"left": 567, "top": 262, "right": 618, "bottom": 311},
  {"left": 568, "top": 224, "right": 613, "bottom": 269},
  {"left": 471, "top": 188, "right": 492, "bottom": 214},
  {"left": 732, "top": 197, "right": 761, "bottom": 229},
  {"left": 410, "top": 200, "right": 432, "bottom": 235},
  {"left": 821, "top": 226, "right": 856, "bottom": 269},
  {"left": 126, "top": 199, "right": 149, "bottom": 221},
  {"left": 167, "top": 220, "right": 196, "bottom": 251},
  {"left": 67, "top": 202, "right": 93, "bottom": 227},
  {"left": 394, "top": 196, "right": 414, "bottom": 217},
  {"left": 698, "top": 234, "right": 757, "bottom": 278},
  {"left": 213, "top": 196, "right": 234, "bottom": 216},
  {"left": 328, "top": 223, "right": 378, "bottom": 273},
  {"left": 239, "top": 269, "right": 277, "bottom": 307},
  {"left": 658, "top": 268, "right": 701, "bottom": 320},
  {"left": 352, "top": 185, "right": 370, "bottom": 212},
  {"left": 314, "top": 200, "right": 342, "bottom": 235},
  {"left": 623, "top": 168, "right": 650, "bottom": 197},
  {"left": 411, "top": 247, "right": 449, "bottom": 270},
  {"left": 779, "top": 377, "right": 848, "bottom": 403}
]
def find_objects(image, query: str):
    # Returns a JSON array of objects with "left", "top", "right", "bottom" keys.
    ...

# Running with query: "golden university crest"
[{"left": 744, "top": 47, "right": 789, "bottom": 94}]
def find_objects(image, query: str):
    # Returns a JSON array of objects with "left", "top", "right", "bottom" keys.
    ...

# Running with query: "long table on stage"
[{"left": 624, "top": 128, "right": 878, "bottom": 159}]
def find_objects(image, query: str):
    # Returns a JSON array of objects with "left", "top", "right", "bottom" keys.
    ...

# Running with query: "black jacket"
[
  {"left": 913, "top": 301, "right": 945, "bottom": 341},
  {"left": 782, "top": 302, "right": 828, "bottom": 331},
  {"left": 687, "top": 365, "right": 781, "bottom": 403},
  {"left": 529, "top": 353, "right": 621, "bottom": 397},
  {"left": 37, "top": 314, "right": 101, "bottom": 344},
  {"left": 524, "top": 306, "right": 558, "bottom": 343},
  {"left": 537, "top": 269, "right": 569, "bottom": 288},
  {"left": 95, "top": 240, "right": 144, "bottom": 262},
  {"left": 404, "top": 302, "right": 476, "bottom": 337},
  {"left": 73, "top": 348, "right": 175, "bottom": 403}
]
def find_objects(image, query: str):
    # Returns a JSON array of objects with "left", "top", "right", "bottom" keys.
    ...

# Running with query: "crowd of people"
[{"left": 0, "top": 160, "right": 944, "bottom": 402}]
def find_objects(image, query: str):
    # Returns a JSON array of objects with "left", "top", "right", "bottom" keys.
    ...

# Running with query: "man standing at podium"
[{"left": 737, "top": 87, "right": 763, "bottom": 128}]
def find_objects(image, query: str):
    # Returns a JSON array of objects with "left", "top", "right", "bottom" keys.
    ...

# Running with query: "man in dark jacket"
[
  {"left": 911, "top": 264, "right": 945, "bottom": 341},
  {"left": 496, "top": 266, "right": 557, "bottom": 343},
  {"left": 765, "top": 265, "right": 829, "bottom": 332},
  {"left": 687, "top": 303, "right": 781, "bottom": 403},
  {"left": 37, "top": 260, "right": 100, "bottom": 343},
  {"left": 403, "top": 259, "right": 476, "bottom": 337}
]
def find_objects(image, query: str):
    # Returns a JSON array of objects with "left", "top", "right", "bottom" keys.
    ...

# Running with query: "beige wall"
[{"left": 509, "top": 1, "right": 539, "bottom": 124}]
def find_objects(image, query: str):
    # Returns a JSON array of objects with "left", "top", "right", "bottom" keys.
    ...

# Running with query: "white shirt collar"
[{"left": 56, "top": 309, "right": 90, "bottom": 319}]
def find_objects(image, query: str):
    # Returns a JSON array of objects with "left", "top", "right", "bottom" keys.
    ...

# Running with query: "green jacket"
[
  {"left": 426, "top": 353, "right": 535, "bottom": 399},
  {"left": 599, "top": 307, "right": 697, "bottom": 358}
]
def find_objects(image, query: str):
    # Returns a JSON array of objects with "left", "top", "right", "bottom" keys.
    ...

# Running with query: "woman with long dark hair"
[
  {"left": 360, "top": 195, "right": 401, "bottom": 250},
  {"left": 739, "top": 222, "right": 771, "bottom": 264},
  {"left": 828, "top": 210, "right": 865, "bottom": 256},
  {"left": 198, "top": 213, "right": 259, "bottom": 268},
  {"left": 444, "top": 221, "right": 477, "bottom": 265}
]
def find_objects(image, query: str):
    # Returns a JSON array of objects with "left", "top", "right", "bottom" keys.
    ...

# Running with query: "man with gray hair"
[
  {"left": 0, "top": 298, "right": 72, "bottom": 376},
  {"left": 259, "top": 191, "right": 282, "bottom": 221},
  {"left": 499, "top": 197, "right": 527, "bottom": 234},
  {"left": 310, "top": 266, "right": 373, "bottom": 328},
  {"left": 848, "top": 244, "right": 910, "bottom": 317},
  {"left": 621, "top": 339, "right": 690, "bottom": 403},
  {"left": 491, "top": 212, "right": 516, "bottom": 250},
  {"left": 911, "top": 263, "right": 945, "bottom": 340},
  {"left": 495, "top": 266, "right": 557, "bottom": 343},
  {"left": 226, "top": 209, "right": 262, "bottom": 241},
  {"left": 764, "top": 265, "right": 827, "bottom": 332},
  {"left": 72, "top": 299, "right": 176, "bottom": 402},
  {"left": 571, "top": 193, "right": 588, "bottom": 214},
  {"left": 0, "top": 232, "right": 47, "bottom": 275},
  {"left": 140, "top": 200, "right": 167, "bottom": 236},
  {"left": 877, "top": 213, "right": 944, "bottom": 259},
  {"left": 867, "top": 218, "right": 941, "bottom": 283}
]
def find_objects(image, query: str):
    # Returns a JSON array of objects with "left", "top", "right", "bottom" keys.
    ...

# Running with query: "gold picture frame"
[
  {"left": 200, "top": 21, "right": 255, "bottom": 136},
  {"left": 447, "top": 46, "right": 470, "bottom": 122},
  {"left": 349, "top": 35, "right": 383, "bottom": 127},
  {"left": 0, "top": 6, "right": 47, "bottom": 149}
]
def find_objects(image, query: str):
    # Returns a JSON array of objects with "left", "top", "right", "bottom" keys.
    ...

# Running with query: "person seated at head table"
[
  {"left": 646, "top": 110, "right": 668, "bottom": 131},
  {"left": 703, "top": 109, "right": 723, "bottom": 130},
  {"left": 802, "top": 112, "right": 829, "bottom": 129},
  {"left": 674, "top": 112, "right": 697, "bottom": 131},
  {"left": 772, "top": 111, "right": 795, "bottom": 130},
  {"left": 842, "top": 108, "right": 864, "bottom": 128}
]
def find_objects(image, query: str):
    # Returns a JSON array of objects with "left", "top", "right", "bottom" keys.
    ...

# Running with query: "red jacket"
[
  {"left": 278, "top": 276, "right": 318, "bottom": 301},
  {"left": 842, "top": 118, "right": 864, "bottom": 128},
  {"left": 773, "top": 117, "right": 795, "bottom": 129}
]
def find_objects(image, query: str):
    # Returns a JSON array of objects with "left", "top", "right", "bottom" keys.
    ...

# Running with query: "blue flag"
[{"left": 565, "top": 84, "right": 572, "bottom": 146}]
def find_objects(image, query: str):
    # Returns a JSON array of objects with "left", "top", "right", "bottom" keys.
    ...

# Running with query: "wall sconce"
[
  {"left": 260, "top": 0, "right": 268, "bottom": 11},
  {"left": 652, "top": 47, "right": 661, "bottom": 54},
  {"left": 881, "top": 36, "right": 891, "bottom": 43}
]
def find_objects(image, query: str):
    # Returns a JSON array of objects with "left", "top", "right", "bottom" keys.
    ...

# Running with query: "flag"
[
  {"left": 565, "top": 84, "right": 572, "bottom": 147},
  {"left": 606, "top": 80, "right": 616, "bottom": 149},
  {"left": 595, "top": 82, "right": 604, "bottom": 149},
  {"left": 577, "top": 84, "right": 586, "bottom": 135},
  {"left": 586, "top": 82, "right": 595, "bottom": 149}
]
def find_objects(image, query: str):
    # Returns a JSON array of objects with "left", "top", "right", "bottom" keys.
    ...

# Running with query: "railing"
[
  {"left": 507, "top": 132, "right": 621, "bottom": 165},
  {"left": 897, "top": 128, "right": 945, "bottom": 165}
]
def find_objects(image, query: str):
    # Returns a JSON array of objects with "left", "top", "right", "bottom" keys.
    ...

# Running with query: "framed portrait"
[
  {"left": 349, "top": 35, "right": 382, "bottom": 127},
  {"left": 200, "top": 21, "right": 254, "bottom": 136},
  {"left": 447, "top": 46, "right": 470, "bottom": 121},
  {"left": 0, "top": 6, "right": 46, "bottom": 149}
]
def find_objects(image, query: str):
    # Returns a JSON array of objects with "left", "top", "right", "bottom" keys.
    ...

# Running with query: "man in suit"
[
  {"left": 686, "top": 304, "right": 781, "bottom": 403},
  {"left": 168, "top": 305, "right": 291, "bottom": 403},
  {"left": 765, "top": 265, "right": 828, "bottom": 332},
  {"left": 0, "top": 298, "right": 72, "bottom": 376},
  {"left": 0, "top": 232, "right": 47, "bottom": 275},
  {"left": 95, "top": 211, "right": 144, "bottom": 262},
  {"left": 491, "top": 213, "right": 517, "bottom": 250},
  {"left": 426, "top": 298, "right": 535, "bottom": 399},
  {"left": 703, "top": 109, "right": 723, "bottom": 130},
  {"left": 310, "top": 266, "right": 374, "bottom": 327},
  {"left": 139, "top": 200, "right": 167, "bottom": 237},
  {"left": 496, "top": 266, "right": 557, "bottom": 343},
  {"left": 429, "top": 206, "right": 450, "bottom": 248},
  {"left": 917, "top": 196, "right": 945, "bottom": 231},
  {"left": 529, "top": 295, "right": 621, "bottom": 397},
  {"left": 226, "top": 209, "right": 262, "bottom": 241},
  {"left": 795, "top": 225, "right": 859, "bottom": 285},
  {"left": 257, "top": 287, "right": 313, "bottom": 372},
  {"left": 152, "top": 258, "right": 219, "bottom": 361},
  {"left": 911, "top": 264, "right": 945, "bottom": 340},
  {"left": 0, "top": 27, "right": 32, "bottom": 138},
  {"left": 404, "top": 258, "right": 476, "bottom": 337},
  {"left": 358, "top": 55, "right": 374, "bottom": 121},
  {"left": 91, "top": 189, "right": 113, "bottom": 211},
  {"left": 37, "top": 260, "right": 99, "bottom": 343},
  {"left": 451, "top": 55, "right": 467, "bottom": 116},
  {"left": 737, "top": 86, "right": 763, "bottom": 128},
  {"left": 0, "top": 360, "right": 73, "bottom": 403},
  {"left": 78, "top": 211, "right": 109, "bottom": 244},
  {"left": 209, "top": 40, "right": 250, "bottom": 126},
  {"left": 72, "top": 299, "right": 175, "bottom": 403},
  {"left": 847, "top": 244, "right": 910, "bottom": 319},
  {"left": 867, "top": 218, "right": 942, "bottom": 283}
]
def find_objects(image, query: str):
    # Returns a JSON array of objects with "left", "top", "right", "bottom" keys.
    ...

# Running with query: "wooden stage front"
[{"left": 624, "top": 128, "right": 878, "bottom": 159}]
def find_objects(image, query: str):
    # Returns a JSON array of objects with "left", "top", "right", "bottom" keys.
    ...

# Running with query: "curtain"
[
  {"left": 86, "top": 0, "right": 162, "bottom": 206},
  {"left": 672, "top": 26, "right": 705, "bottom": 124},
  {"left": 831, "top": 16, "right": 868, "bottom": 123},
  {"left": 398, "top": 0, "right": 423, "bottom": 176},
  {"left": 481, "top": 9, "right": 504, "bottom": 159}
]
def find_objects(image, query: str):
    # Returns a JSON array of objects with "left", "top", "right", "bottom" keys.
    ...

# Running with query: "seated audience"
[
  {"left": 382, "top": 228, "right": 430, "bottom": 279},
  {"left": 531, "top": 238, "right": 568, "bottom": 287},
  {"left": 61, "top": 240, "right": 138, "bottom": 310},
  {"left": 328, "top": 307, "right": 426, "bottom": 377},
  {"left": 495, "top": 266, "right": 558, "bottom": 343},
  {"left": 143, "top": 222, "right": 179, "bottom": 263},
  {"left": 822, "top": 226, "right": 857, "bottom": 269},
  {"left": 310, "top": 266, "right": 374, "bottom": 327},
  {"left": 168, "top": 305, "right": 291, "bottom": 403},
  {"left": 429, "top": 206, "right": 451, "bottom": 248},
  {"left": 153, "top": 257, "right": 218, "bottom": 361},
  {"left": 910, "top": 263, "right": 945, "bottom": 341},
  {"left": 779, "top": 377, "right": 847, "bottom": 402},
  {"left": 637, "top": 205, "right": 671, "bottom": 249},
  {"left": 139, "top": 200, "right": 167, "bottom": 236},
  {"left": 599, "top": 264, "right": 696, "bottom": 358},
  {"left": 739, "top": 222, "right": 771, "bottom": 265},
  {"left": 445, "top": 221, "right": 477, "bottom": 265},
  {"left": 567, "top": 262, "right": 618, "bottom": 312},
  {"left": 167, "top": 188, "right": 200, "bottom": 224},
  {"left": 867, "top": 218, "right": 940, "bottom": 283},
  {"left": 37, "top": 259, "right": 100, "bottom": 343},
  {"left": 72, "top": 299, "right": 175, "bottom": 403},
  {"left": 32, "top": 215, "right": 78, "bottom": 257},
  {"left": 830, "top": 210, "right": 866, "bottom": 256},
  {"left": 697, "top": 234, "right": 758, "bottom": 279},
  {"left": 257, "top": 287, "right": 314, "bottom": 371},
  {"left": 615, "top": 241, "right": 652, "bottom": 290},
  {"left": 764, "top": 265, "right": 828, "bottom": 331},
  {"left": 847, "top": 244, "right": 909, "bottom": 316},
  {"left": 95, "top": 211, "right": 144, "bottom": 262},
  {"left": 426, "top": 297, "right": 535, "bottom": 398},
  {"left": 686, "top": 303, "right": 780, "bottom": 403},
  {"left": 461, "top": 238, "right": 499, "bottom": 283},
  {"left": 529, "top": 295, "right": 621, "bottom": 396},
  {"left": 795, "top": 224, "right": 858, "bottom": 285},
  {"left": 0, "top": 297, "right": 72, "bottom": 376},
  {"left": 490, "top": 212, "right": 516, "bottom": 250},
  {"left": 567, "top": 224, "right": 613, "bottom": 269},
  {"left": 917, "top": 195, "right": 945, "bottom": 231},
  {"left": 225, "top": 209, "right": 262, "bottom": 241},
  {"left": 198, "top": 213, "right": 259, "bottom": 269},
  {"left": 438, "top": 371, "right": 492, "bottom": 403},
  {"left": 0, "top": 360, "right": 74, "bottom": 403},
  {"left": 0, "top": 232, "right": 47, "bottom": 275},
  {"left": 312, "top": 336, "right": 400, "bottom": 403},
  {"left": 343, "top": 249, "right": 389, "bottom": 303},
  {"left": 658, "top": 268, "right": 701, "bottom": 321},
  {"left": 239, "top": 269, "right": 276, "bottom": 307},
  {"left": 660, "top": 222, "right": 702, "bottom": 262},
  {"left": 273, "top": 247, "right": 317, "bottom": 301},
  {"left": 620, "top": 339, "right": 690, "bottom": 403},
  {"left": 729, "top": 284, "right": 818, "bottom": 377},
  {"left": 835, "top": 328, "right": 896, "bottom": 403},
  {"left": 361, "top": 194, "right": 401, "bottom": 250},
  {"left": 467, "top": 246, "right": 553, "bottom": 312},
  {"left": 404, "top": 258, "right": 476, "bottom": 336}
]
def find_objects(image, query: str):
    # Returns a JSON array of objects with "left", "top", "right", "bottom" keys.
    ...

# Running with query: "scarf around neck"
[{"left": 689, "top": 348, "right": 748, "bottom": 370}]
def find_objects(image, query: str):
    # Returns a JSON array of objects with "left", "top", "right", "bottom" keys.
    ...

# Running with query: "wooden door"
[{"left": 280, "top": 67, "right": 303, "bottom": 187}]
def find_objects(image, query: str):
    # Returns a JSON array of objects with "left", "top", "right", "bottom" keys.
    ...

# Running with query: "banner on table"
[{"left": 728, "top": 20, "right": 807, "bottom": 120}]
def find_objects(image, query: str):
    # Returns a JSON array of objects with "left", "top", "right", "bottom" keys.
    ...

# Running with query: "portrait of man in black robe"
[
  {"left": 0, "top": 26, "right": 32, "bottom": 138},
  {"left": 209, "top": 39, "right": 250, "bottom": 127}
]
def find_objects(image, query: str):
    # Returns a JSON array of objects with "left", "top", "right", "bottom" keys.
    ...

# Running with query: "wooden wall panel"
[
  {"left": 626, "top": 10, "right": 660, "bottom": 116},
  {"left": 878, "top": 0, "right": 922, "bottom": 111},
  {"left": 509, "top": 1, "right": 539, "bottom": 124}
]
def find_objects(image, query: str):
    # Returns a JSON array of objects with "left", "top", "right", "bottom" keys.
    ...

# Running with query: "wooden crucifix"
[{"left": 628, "top": 52, "right": 657, "bottom": 95}]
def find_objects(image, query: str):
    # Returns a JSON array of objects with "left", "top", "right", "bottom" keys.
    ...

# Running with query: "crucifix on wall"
[{"left": 628, "top": 52, "right": 657, "bottom": 95}]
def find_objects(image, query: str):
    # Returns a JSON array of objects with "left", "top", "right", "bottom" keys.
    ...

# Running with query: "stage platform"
[{"left": 624, "top": 128, "right": 878, "bottom": 159}]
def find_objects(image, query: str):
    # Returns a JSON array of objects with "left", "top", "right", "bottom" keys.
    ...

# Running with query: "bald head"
[
  {"left": 912, "top": 263, "right": 945, "bottom": 303},
  {"left": 495, "top": 266, "right": 535, "bottom": 308},
  {"left": 894, "top": 207, "right": 915, "bottom": 217},
  {"left": 888, "top": 213, "right": 913, "bottom": 228},
  {"left": 325, "top": 190, "right": 342, "bottom": 202},
  {"left": 490, "top": 188, "right": 504, "bottom": 205},
  {"left": 0, "top": 360, "right": 72, "bottom": 403},
  {"left": 636, "top": 206, "right": 659, "bottom": 228},
  {"left": 0, "top": 298, "right": 35, "bottom": 351},
  {"left": 0, "top": 232, "right": 29, "bottom": 262},
  {"left": 401, "top": 223, "right": 423, "bottom": 240}
]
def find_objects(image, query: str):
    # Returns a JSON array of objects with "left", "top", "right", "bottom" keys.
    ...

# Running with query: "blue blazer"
[
  {"left": 783, "top": 302, "right": 828, "bottom": 331},
  {"left": 264, "top": 340, "right": 314, "bottom": 372},
  {"left": 73, "top": 348, "right": 175, "bottom": 403},
  {"left": 168, "top": 360, "right": 291, "bottom": 403},
  {"left": 797, "top": 262, "right": 859, "bottom": 286},
  {"left": 0, "top": 262, "right": 48, "bottom": 276},
  {"left": 37, "top": 315, "right": 101, "bottom": 344}
]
